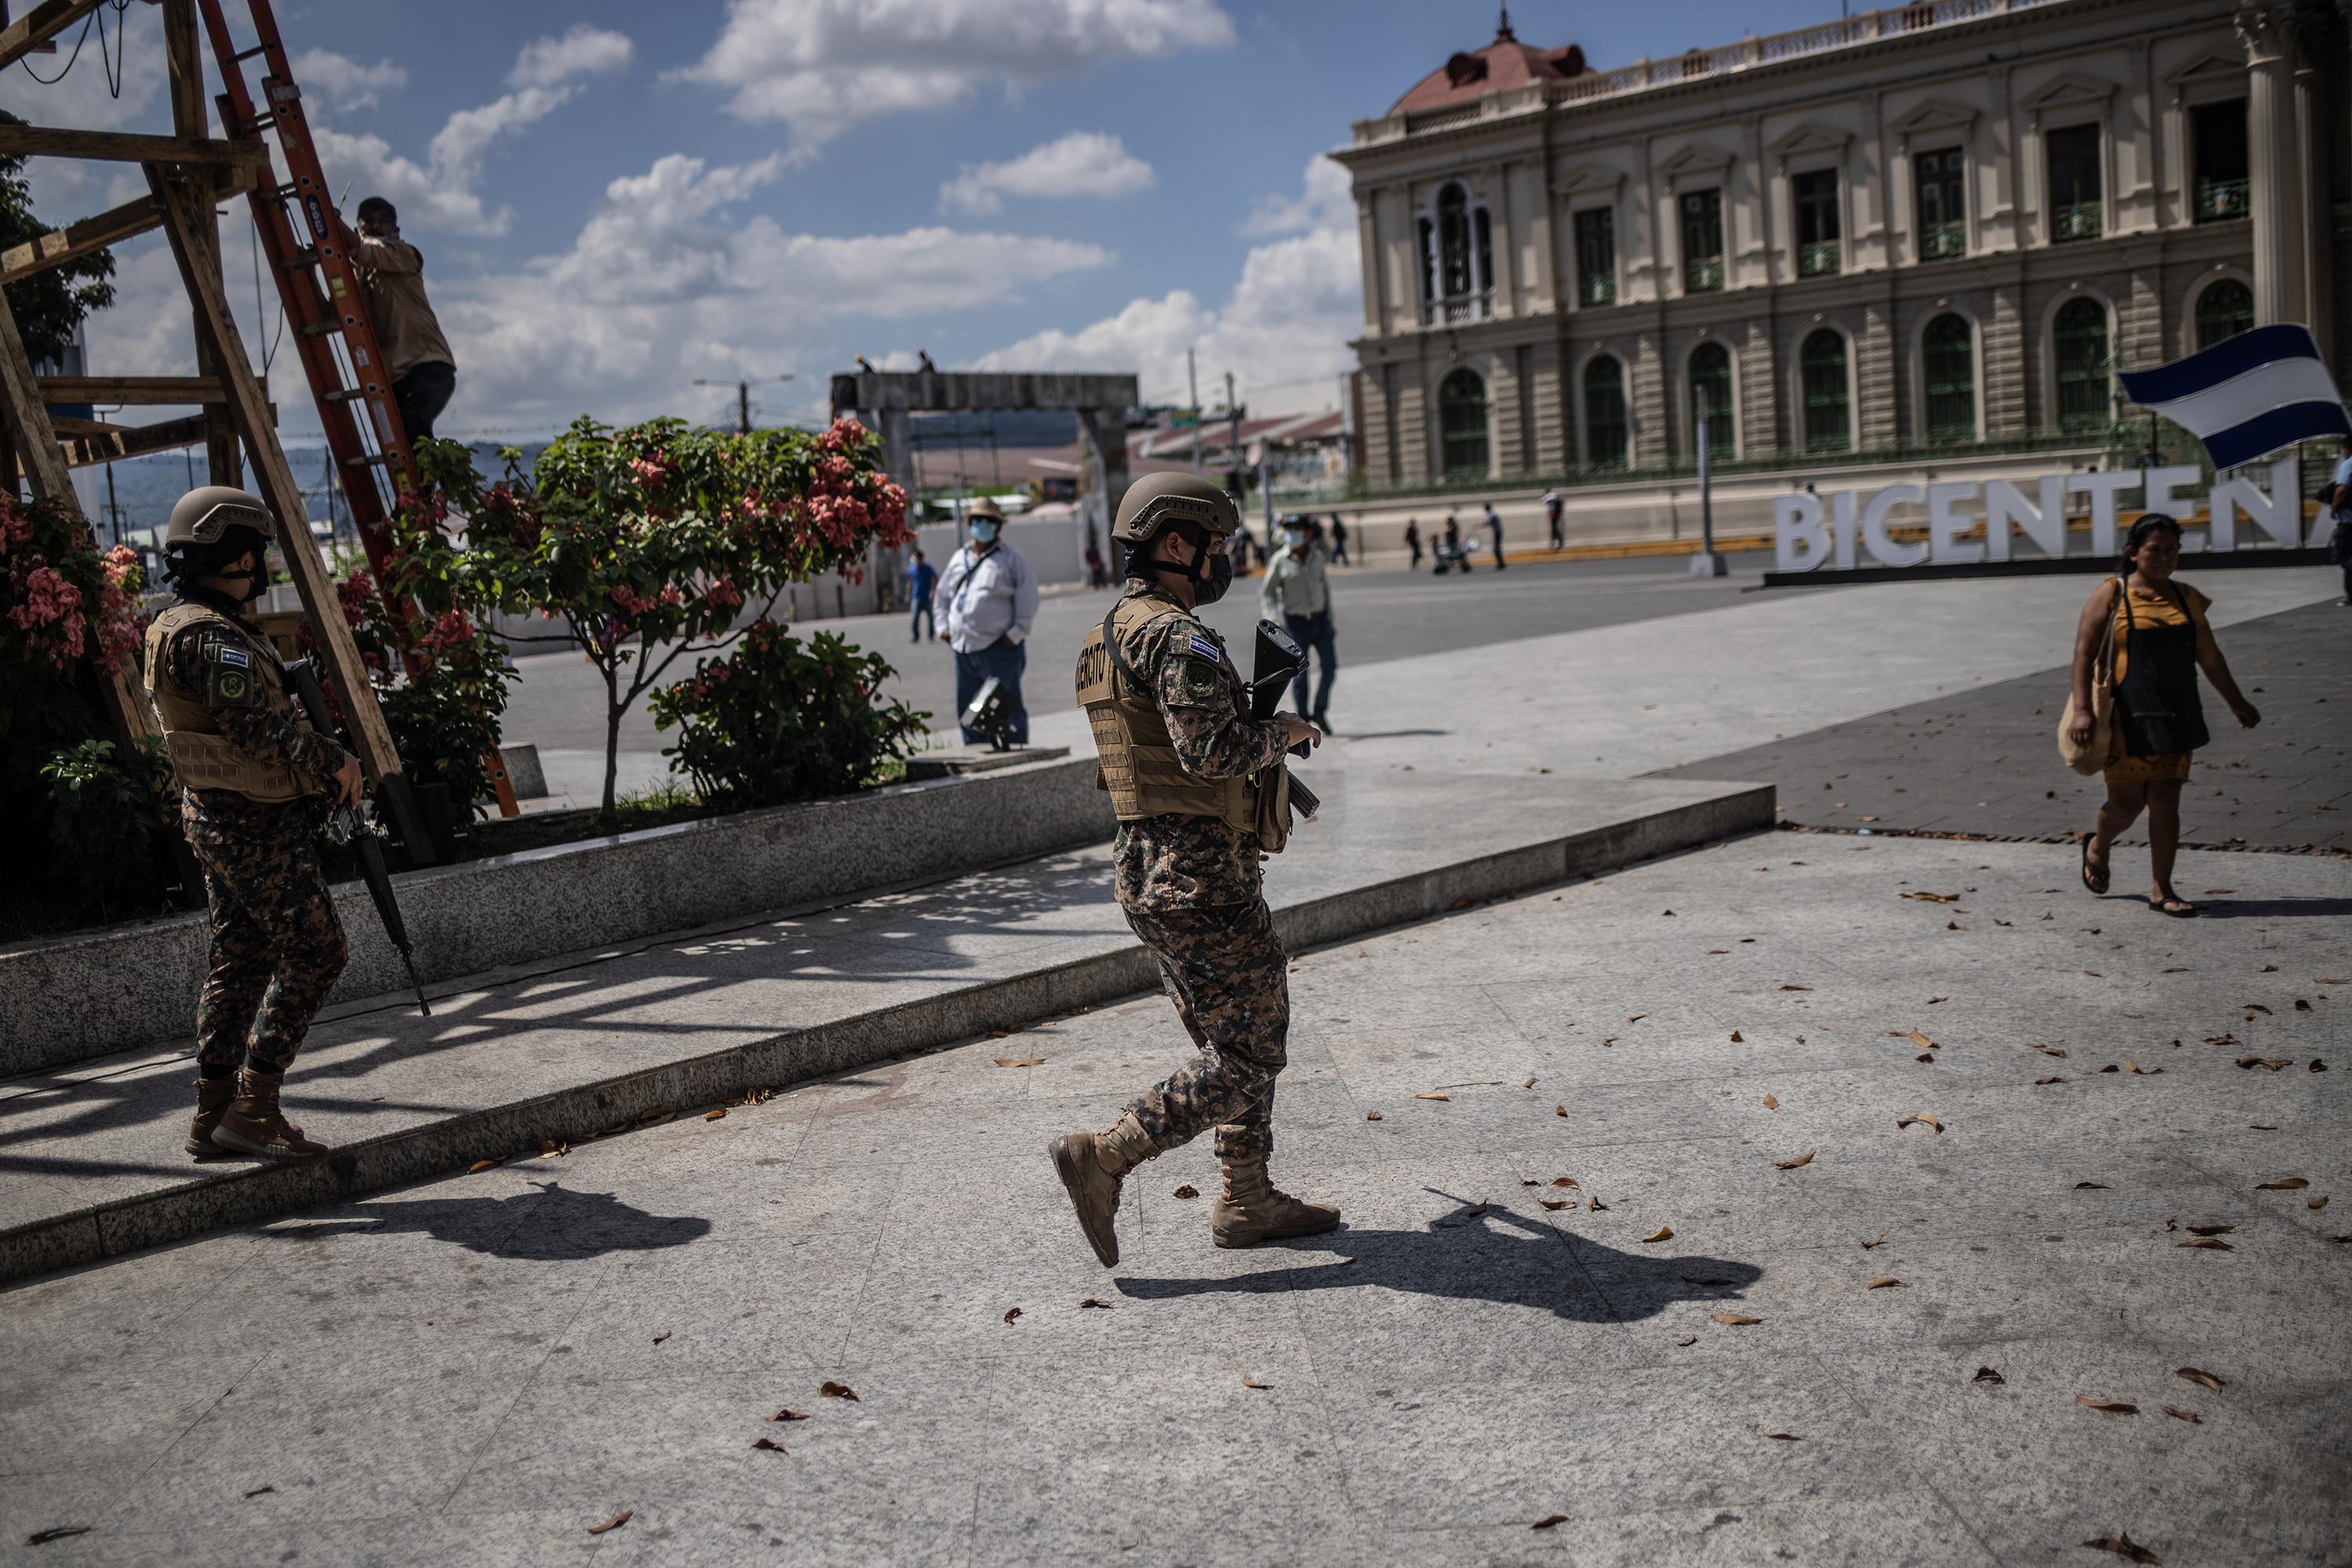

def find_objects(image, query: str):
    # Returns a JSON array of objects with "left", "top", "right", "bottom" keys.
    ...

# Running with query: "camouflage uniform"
[
  {"left": 1107, "top": 584, "right": 1294, "bottom": 1160},
  {"left": 157, "top": 589, "right": 350, "bottom": 1075}
]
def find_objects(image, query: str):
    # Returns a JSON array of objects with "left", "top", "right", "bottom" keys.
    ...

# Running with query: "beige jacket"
[{"left": 349, "top": 232, "right": 455, "bottom": 379}]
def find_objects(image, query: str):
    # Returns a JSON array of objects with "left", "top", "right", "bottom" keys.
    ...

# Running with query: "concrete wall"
[{"left": 1, "top": 757, "right": 1112, "bottom": 1076}]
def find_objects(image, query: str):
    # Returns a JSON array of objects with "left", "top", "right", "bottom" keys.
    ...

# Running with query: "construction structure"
[
  {"left": 0, "top": 0, "right": 463, "bottom": 857},
  {"left": 830, "top": 369, "right": 1139, "bottom": 608}
]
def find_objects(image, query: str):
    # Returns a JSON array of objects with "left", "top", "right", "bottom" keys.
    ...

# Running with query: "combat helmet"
[
  {"left": 165, "top": 486, "right": 276, "bottom": 548},
  {"left": 1112, "top": 472, "right": 1239, "bottom": 547}
]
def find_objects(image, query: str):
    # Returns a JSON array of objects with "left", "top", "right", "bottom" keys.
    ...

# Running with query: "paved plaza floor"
[{"left": 5, "top": 833, "right": 2346, "bottom": 1566}]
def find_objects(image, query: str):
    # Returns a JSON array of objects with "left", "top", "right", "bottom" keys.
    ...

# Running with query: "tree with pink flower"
[{"left": 389, "top": 416, "right": 909, "bottom": 823}]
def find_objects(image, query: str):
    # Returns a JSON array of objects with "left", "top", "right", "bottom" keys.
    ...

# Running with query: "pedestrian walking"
[
  {"left": 2324, "top": 434, "right": 2352, "bottom": 606},
  {"left": 1542, "top": 488, "right": 1563, "bottom": 550},
  {"left": 1443, "top": 514, "right": 1462, "bottom": 570},
  {"left": 1330, "top": 514, "right": 1351, "bottom": 565},
  {"left": 1404, "top": 517, "right": 1422, "bottom": 569},
  {"left": 2068, "top": 514, "right": 2260, "bottom": 917},
  {"left": 147, "top": 488, "right": 361, "bottom": 1161},
  {"left": 906, "top": 547, "right": 938, "bottom": 642},
  {"left": 1055, "top": 474, "right": 1334, "bottom": 1267},
  {"left": 1261, "top": 515, "right": 1336, "bottom": 731},
  {"left": 937, "top": 498, "right": 1039, "bottom": 744},
  {"left": 1483, "top": 501, "right": 1506, "bottom": 570},
  {"left": 1083, "top": 531, "right": 1108, "bottom": 590}
]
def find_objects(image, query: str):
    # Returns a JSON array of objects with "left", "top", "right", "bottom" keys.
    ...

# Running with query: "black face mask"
[
  {"left": 221, "top": 560, "right": 271, "bottom": 603},
  {"left": 1154, "top": 539, "right": 1233, "bottom": 606}
]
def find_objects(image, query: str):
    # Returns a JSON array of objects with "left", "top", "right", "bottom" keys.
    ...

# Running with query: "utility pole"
[
  {"left": 1188, "top": 347, "right": 1202, "bottom": 474},
  {"left": 1690, "top": 389, "right": 1727, "bottom": 578},
  {"left": 693, "top": 373, "right": 794, "bottom": 434},
  {"left": 1225, "top": 370, "right": 1242, "bottom": 503}
]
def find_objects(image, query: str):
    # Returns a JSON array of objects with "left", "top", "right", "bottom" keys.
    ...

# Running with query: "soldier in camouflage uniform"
[
  {"left": 145, "top": 487, "right": 363, "bottom": 1160},
  {"left": 1052, "top": 473, "right": 1338, "bottom": 1266}
]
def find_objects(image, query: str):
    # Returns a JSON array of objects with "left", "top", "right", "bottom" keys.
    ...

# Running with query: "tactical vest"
[
  {"left": 141, "top": 602, "right": 320, "bottom": 803},
  {"left": 1075, "top": 594, "right": 1258, "bottom": 834}
]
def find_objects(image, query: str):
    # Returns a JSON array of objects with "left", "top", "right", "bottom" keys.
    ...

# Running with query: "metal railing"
[
  {"left": 1685, "top": 256, "right": 1726, "bottom": 293},
  {"left": 1919, "top": 221, "right": 1966, "bottom": 261},
  {"left": 1580, "top": 273, "right": 1617, "bottom": 307},
  {"left": 2052, "top": 203, "right": 2103, "bottom": 242},
  {"left": 1798, "top": 240, "right": 1842, "bottom": 278},
  {"left": 2194, "top": 178, "right": 2249, "bottom": 223},
  {"left": 1420, "top": 289, "right": 1495, "bottom": 326}
]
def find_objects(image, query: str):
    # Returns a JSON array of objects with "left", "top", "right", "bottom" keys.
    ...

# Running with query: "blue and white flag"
[{"left": 2118, "top": 324, "right": 2351, "bottom": 471}]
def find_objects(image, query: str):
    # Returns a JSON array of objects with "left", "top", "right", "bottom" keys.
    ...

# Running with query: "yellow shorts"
[{"left": 2104, "top": 751, "right": 2192, "bottom": 785}]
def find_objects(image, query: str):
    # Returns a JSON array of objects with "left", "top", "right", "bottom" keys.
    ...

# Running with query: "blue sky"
[{"left": 20, "top": 0, "right": 1851, "bottom": 439}]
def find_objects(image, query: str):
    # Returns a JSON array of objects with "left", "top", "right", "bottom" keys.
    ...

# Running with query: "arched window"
[
  {"left": 2194, "top": 278, "right": 2253, "bottom": 350},
  {"left": 2053, "top": 296, "right": 2111, "bottom": 433},
  {"left": 1922, "top": 314, "right": 1976, "bottom": 443},
  {"left": 1421, "top": 181, "right": 1494, "bottom": 324},
  {"left": 1439, "top": 368, "right": 1490, "bottom": 477},
  {"left": 1800, "top": 329, "right": 1851, "bottom": 455},
  {"left": 1688, "top": 341, "right": 1733, "bottom": 459},
  {"left": 1583, "top": 354, "right": 1628, "bottom": 469}
]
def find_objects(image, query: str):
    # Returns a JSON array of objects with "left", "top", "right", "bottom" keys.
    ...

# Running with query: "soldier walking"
[
  {"left": 1054, "top": 474, "right": 1338, "bottom": 1265},
  {"left": 146, "top": 488, "right": 362, "bottom": 1160}
]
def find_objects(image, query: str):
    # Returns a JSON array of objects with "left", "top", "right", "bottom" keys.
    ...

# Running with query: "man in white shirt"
[{"left": 935, "top": 498, "right": 1040, "bottom": 742}]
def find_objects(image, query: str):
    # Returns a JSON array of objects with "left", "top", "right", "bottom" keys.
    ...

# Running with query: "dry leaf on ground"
[
  {"left": 2034, "top": 1044, "right": 2068, "bottom": 1058},
  {"left": 1896, "top": 1114, "right": 1943, "bottom": 1132},
  {"left": 993, "top": 1057, "right": 1046, "bottom": 1069},
  {"left": 1003, "top": 1308, "right": 1022, "bottom": 1325},
  {"left": 2036, "top": 1076, "right": 2065, "bottom": 1086},
  {"left": 2161, "top": 1405, "right": 2201, "bottom": 1423},
  {"left": 768, "top": 1409, "right": 809, "bottom": 1422},
  {"left": 1523, "top": 1076, "right": 1537, "bottom": 1088},
  {"left": 752, "top": 1436, "right": 787, "bottom": 1453},
  {"left": 2077, "top": 1396, "right": 2138, "bottom": 1414},
  {"left": 1711, "top": 1312, "right": 1762, "bottom": 1326},
  {"left": 1765, "top": 1432, "right": 1802, "bottom": 1441},
  {"left": 1080, "top": 1298, "right": 1112, "bottom": 1309},
  {"left": 1675, "top": 1335, "right": 1698, "bottom": 1346},
  {"left": 1555, "top": 1105, "right": 1569, "bottom": 1117},
  {"left": 587, "top": 1512, "right": 633, "bottom": 1536},
  {"left": 821, "top": 1381, "right": 859, "bottom": 1401},
  {"left": 2177, "top": 1237, "right": 2233, "bottom": 1250},
  {"left": 2186, "top": 1224, "right": 2234, "bottom": 1236},
  {"left": 1762, "top": 1094, "right": 1779, "bottom": 1109},
  {"left": 1781, "top": 984, "right": 1813, "bottom": 991},
  {"left": 2310, "top": 1196, "right": 2331, "bottom": 1210},
  {"left": 1588, "top": 1195, "right": 1609, "bottom": 1211},
  {"left": 1414, "top": 1091, "right": 1451, "bottom": 1102},
  {"left": 2076, "top": 1182, "right": 2110, "bottom": 1190},
  {"left": 466, "top": 1159, "right": 500, "bottom": 1174},
  {"left": 2082, "top": 1532, "right": 2160, "bottom": 1563},
  {"left": 1531, "top": 1515, "right": 1569, "bottom": 1530},
  {"left": 2255, "top": 1177, "right": 2310, "bottom": 1190},
  {"left": 1367, "top": 1110, "right": 1382, "bottom": 1121},
  {"left": 651, "top": 1331, "right": 671, "bottom": 1345},
  {"left": 24, "top": 1528, "right": 93, "bottom": 1544},
  {"left": 1641, "top": 1225, "right": 1674, "bottom": 1243},
  {"left": 1173, "top": 1185, "right": 1199, "bottom": 1200},
  {"left": 1241, "top": 1376, "right": 1272, "bottom": 1389},
  {"left": 705, "top": 1108, "right": 727, "bottom": 1121},
  {"left": 1730, "top": 1031, "right": 1745, "bottom": 1043},
  {"left": 1541, "top": 1199, "right": 1573, "bottom": 1210},
  {"left": 2236, "top": 1058, "right": 2292, "bottom": 1072},
  {"left": 1552, "top": 1176, "right": 1580, "bottom": 1188},
  {"left": 1973, "top": 1367, "right": 2005, "bottom": 1385},
  {"left": 1861, "top": 1231, "right": 1889, "bottom": 1249},
  {"left": 1866, "top": 1276, "right": 1903, "bottom": 1290},
  {"left": 1774, "top": 1150, "right": 1816, "bottom": 1170},
  {"left": 2175, "top": 1368, "right": 2225, "bottom": 1392}
]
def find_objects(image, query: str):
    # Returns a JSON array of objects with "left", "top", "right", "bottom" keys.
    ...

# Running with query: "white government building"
[{"left": 1336, "top": 0, "right": 2349, "bottom": 492}]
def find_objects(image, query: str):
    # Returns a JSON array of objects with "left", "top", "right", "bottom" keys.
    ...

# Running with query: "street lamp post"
[
  {"left": 692, "top": 373, "right": 796, "bottom": 435},
  {"left": 1690, "top": 388, "right": 1727, "bottom": 579}
]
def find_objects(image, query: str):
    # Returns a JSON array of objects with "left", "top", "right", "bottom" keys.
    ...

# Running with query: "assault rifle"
[
  {"left": 282, "top": 659, "right": 431, "bottom": 1016},
  {"left": 1248, "top": 619, "right": 1320, "bottom": 822}
]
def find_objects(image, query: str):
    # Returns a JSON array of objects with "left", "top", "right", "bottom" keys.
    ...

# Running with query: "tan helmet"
[
  {"left": 1111, "top": 471, "right": 1238, "bottom": 546},
  {"left": 165, "top": 486, "right": 275, "bottom": 549}
]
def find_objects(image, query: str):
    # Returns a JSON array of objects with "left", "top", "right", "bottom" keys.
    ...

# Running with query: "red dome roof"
[{"left": 1388, "top": 9, "right": 1587, "bottom": 117}]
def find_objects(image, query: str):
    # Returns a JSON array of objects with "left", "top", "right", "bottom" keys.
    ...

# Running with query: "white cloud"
[
  {"left": 426, "top": 153, "right": 1116, "bottom": 429},
  {"left": 972, "top": 155, "right": 1357, "bottom": 403},
  {"left": 680, "top": 0, "right": 1233, "bottom": 146},
  {"left": 289, "top": 49, "right": 408, "bottom": 114},
  {"left": 1239, "top": 151, "right": 1352, "bottom": 237},
  {"left": 509, "top": 25, "right": 635, "bottom": 90},
  {"left": 938, "top": 131, "right": 1152, "bottom": 216}
]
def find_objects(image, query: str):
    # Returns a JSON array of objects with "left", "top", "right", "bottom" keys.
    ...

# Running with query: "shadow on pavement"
[
  {"left": 254, "top": 1180, "right": 712, "bottom": 1261},
  {"left": 2187, "top": 896, "right": 2352, "bottom": 919},
  {"left": 1115, "top": 1193, "right": 1762, "bottom": 1323}
]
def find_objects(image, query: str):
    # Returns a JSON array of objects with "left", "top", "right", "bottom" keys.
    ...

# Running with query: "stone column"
[
  {"left": 1076, "top": 407, "right": 1130, "bottom": 548},
  {"left": 2289, "top": 15, "right": 2332, "bottom": 350},
  {"left": 1986, "top": 64, "right": 2016, "bottom": 252},
  {"left": 2238, "top": 5, "right": 2305, "bottom": 326},
  {"left": 1356, "top": 188, "right": 1385, "bottom": 337}
]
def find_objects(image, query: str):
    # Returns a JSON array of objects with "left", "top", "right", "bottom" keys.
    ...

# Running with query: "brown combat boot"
[
  {"left": 185, "top": 1076, "right": 238, "bottom": 1158},
  {"left": 1049, "top": 1114, "right": 1156, "bottom": 1267},
  {"left": 211, "top": 1068, "right": 328, "bottom": 1160},
  {"left": 1212, "top": 1154, "right": 1340, "bottom": 1248}
]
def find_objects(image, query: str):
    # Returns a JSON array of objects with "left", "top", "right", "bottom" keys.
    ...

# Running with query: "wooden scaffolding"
[{"left": 0, "top": 0, "right": 429, "bottom": 853}]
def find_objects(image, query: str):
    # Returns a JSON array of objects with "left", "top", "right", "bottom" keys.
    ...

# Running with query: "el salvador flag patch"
[
  {"left": 214, "top": 645, "right": 250, "bottom": 668},
  {"left": 1186, "top": 633, "right": 1220, "bottom": 661}
]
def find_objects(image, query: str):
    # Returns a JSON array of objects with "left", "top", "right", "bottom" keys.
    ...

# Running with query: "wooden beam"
[
  {"left": 0, "top": 125, "right": 269, "bottom": 170},
  {"left": 0, "top": 194, "right": 162, "bottom": 286},
  {"left": 37, "top": 375, "right": 227, "bottom": 405},
  {"left": 151, "top": 166, "right": 403, "bottom": 784},
  {"left": 0, "top": 286, "right": 158, "bottom": 744},
  {"left": 0, "top": 0, "right": 102, "bottom": 71},
  {"left": 56, "top": 413, "right": 212, "bottom": 469}
]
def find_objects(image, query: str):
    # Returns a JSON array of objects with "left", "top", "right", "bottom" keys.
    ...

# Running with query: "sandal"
[
  {"left": 2147, "top": 893, "right": 2198, "bottom": 918},
  {"left": 2080, "top": 836, "right": 2110, "bottom": 896}
]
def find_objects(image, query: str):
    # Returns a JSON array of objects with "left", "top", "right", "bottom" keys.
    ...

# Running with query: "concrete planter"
[{"left": 1, "top": 755, "right": 1109, "bottom": 1076}]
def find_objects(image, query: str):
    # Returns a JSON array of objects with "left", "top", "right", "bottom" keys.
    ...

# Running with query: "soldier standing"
[
  {"left": 145, "top": 488, "right": 361, "bottom": 1160},
  {"left": 1053, "top": 474, "right": 1336, "bottom": 1265}
]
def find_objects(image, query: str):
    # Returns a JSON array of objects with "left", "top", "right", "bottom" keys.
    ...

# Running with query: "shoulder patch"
[
  {"left": 1185, "top": 633, "right": 1221, "bottom": 661},
  {"left": 209, "top": 642, "right": 251, "bottom": 669},
  {"left": 1172, "top": 657, "right": 1225, "bottom": 705}
]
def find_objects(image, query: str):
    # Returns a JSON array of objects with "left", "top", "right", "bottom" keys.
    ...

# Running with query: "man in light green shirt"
[{"left": 1260, "top": 517, "right": 1337, "bottom": 730}]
